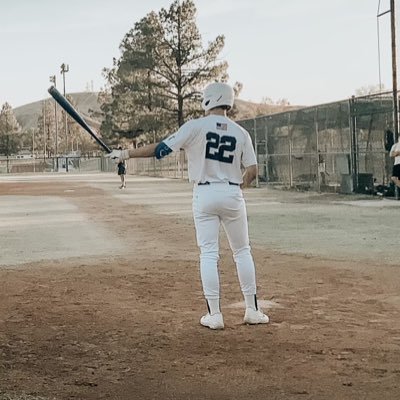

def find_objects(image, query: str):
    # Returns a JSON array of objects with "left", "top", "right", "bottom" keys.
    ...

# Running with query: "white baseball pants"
[{"left": 192, "top": 182, "right": 257, "bottom": 300}]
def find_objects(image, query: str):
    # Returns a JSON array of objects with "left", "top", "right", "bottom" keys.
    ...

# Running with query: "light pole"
[
  {"left": 31, "top": 128, "right": 36, "bottom": 173},
  {"left": 377, "top": 0, "right": 398, "bottom": 140},
  {"left": 42, "top": 100, "right": 46, "bottom": 158},
  {"left": 60, "top": 63, "right": 69, "bottom": 156},
  {"left": 390, "top": 0, "right": 398, "bottom": 141},
  {"left": 50, "top": 75, "right": 59, "bottom": 171}
]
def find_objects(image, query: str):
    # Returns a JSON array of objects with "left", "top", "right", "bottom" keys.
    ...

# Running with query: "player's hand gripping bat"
[{"left": 48, "top": 86, "right": 112, "bottom": 153}]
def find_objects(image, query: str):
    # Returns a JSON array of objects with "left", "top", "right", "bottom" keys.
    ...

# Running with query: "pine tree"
[
  {"left": 36, "top": 100, "right": 59, "bottom": 157},
  {"left": 100, "top": 0, "right": 228, "bottom": 144},
  {"left": 0, "top": 103, "right": 22, "bottom": 155}
]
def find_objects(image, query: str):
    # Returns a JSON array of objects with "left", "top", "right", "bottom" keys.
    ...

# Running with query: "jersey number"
[{"left": 205, "top": 132, "right": 236, "bottom": 164}]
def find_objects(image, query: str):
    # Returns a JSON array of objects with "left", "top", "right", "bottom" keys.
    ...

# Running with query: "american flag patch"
[{"left": 216, "top": 122, "right": 227, "bottom": 131}]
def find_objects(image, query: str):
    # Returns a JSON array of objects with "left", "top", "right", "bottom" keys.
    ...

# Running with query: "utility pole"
[
  {"left": 32, "top": 128, "right": 35, "bottom": 173},
  {"left": 60, "top": 63, "right": 69, "bottom": 156},
  {"left": 390, "top": 0, "right": 398, "bottom": 140},
  {"left": 43, "top": 100, "right": 46, "bottom": 158},
  {"left": 377, "top": 0, "right": 398, "bottom": 140},
  {"left": 5, "top": 113, "right": 9, "bottom": 173},
  {"left": 50, "top": 75, "right": 59, "bottom": 171}
]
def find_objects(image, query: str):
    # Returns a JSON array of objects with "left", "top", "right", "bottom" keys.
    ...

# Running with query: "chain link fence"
[
  {"left": 102, "top": 151, "right": 188, "bottom": 179},
  {"left": 238, "top": 91, "right": 397, "bottom": 194},
  {"left": 0, "top": 156, "right": 103, "bottom": 174},
  {"left": 2, "top": 91, "right": 398, "bottom": 196},
  {"left": 0, "top": 152, "right": 188, "bottom": 178},
  {"left": 127, "top": 150, "right": 188, "bottom": 179}
]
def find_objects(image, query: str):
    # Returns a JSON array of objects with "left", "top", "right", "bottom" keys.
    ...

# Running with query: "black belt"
[{"left": 198, "top": 181, "right": 239, "bottom": 186}]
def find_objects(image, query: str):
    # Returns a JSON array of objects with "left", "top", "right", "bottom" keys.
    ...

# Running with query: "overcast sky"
[{"left": 0, "top": 0, "right": 397, "bottom": 108}]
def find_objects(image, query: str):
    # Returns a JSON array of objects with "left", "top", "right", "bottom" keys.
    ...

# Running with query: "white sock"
[
  {"left": 244, "top": 294, "right": 257, "bottom": 311},
  {"left": 207, "top": 299, "right": 221, "bottom": 315}
]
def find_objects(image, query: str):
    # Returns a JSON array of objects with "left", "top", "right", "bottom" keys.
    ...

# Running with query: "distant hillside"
[
  {"left": 13, "top": 92, "right": 101, "bottom": 132},
  {"left": 234, "top": 99, "right": 300, "bottom": 120},
  {"left": 13, "top": 92, "right": 298, "bottom": 132}
]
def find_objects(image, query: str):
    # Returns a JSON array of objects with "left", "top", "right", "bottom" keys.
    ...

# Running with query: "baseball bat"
[{"left": 48, "top": 86, "right": 112, "bottom": 153}]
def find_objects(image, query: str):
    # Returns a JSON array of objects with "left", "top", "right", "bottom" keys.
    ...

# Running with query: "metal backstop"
[{"left": 238, "top": 91, "right": 397, "bottom": 193}]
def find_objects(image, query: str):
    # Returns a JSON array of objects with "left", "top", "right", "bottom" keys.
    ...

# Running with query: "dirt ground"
[{"left": 0, "top": 174, "right": 400, "bottom": 400}]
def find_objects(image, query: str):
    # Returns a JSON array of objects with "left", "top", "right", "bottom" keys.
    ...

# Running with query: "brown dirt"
[{"left": 1, "top": 180, "right": 399, "bottom": 400}]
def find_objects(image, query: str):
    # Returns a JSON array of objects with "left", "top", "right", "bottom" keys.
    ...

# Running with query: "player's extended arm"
[
  {"left": 241, "top": 164, "right": 258, "bottom": 189},
  {"left": 126, "top": 143, "right": 159, "bottom": 158},
  {"left": 107, "top": 142, "right": 173, "bottom": 162}
]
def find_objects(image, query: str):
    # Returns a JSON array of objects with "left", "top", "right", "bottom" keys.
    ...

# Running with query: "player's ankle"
[
  {"left": 244, "top": 294, "right": 258, "bottom": 311},
  {"left": 206, "top": 298, "right": 221, "bottom": 315}
]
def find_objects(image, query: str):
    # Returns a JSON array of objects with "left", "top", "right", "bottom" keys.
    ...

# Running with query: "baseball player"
[
  {"left": 107, "top": 82, "right": 269, "bottom": 330},
  {"left": 117, "top": 147, "right": 127, "bottom": 189},
  {"left": 390, "top": 138, "right": 400, "bottom": 188}
]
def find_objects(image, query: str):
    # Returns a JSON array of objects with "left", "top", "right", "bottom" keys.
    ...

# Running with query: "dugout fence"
[
  {"left": 0, "top": 156, "right": 103, "bottom": 174},
  {"left": 238, "top": 91, "right": 398, "bottom": 194}
]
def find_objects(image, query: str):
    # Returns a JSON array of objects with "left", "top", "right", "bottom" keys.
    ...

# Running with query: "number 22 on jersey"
[{"left": 205, "top": 132, "right": 237, "bottom": 164}]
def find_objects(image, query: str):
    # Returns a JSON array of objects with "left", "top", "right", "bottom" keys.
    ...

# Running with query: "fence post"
[
  {"left": 288, "top": 113, "right": 293, "bottom": 188},
  {"left": 254, "top": 118, "right": 259, "bottom": 188},
  {"left": 315, "top": 108, "right": 321, "bottom": 192},
  {"left": 349, "top": 96, "right": 358, "bottom": 192}
]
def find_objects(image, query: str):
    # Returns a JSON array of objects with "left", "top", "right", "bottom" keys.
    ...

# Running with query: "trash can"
[{"left": 356, "top": 173, "right": 374, "bottom": 194}]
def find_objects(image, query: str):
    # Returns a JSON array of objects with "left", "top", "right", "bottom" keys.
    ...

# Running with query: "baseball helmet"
[{"left": 201, "top": 82, "right": 234, "bottom": 111}]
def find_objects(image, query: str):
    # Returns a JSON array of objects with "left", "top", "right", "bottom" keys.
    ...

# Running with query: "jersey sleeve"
[
  {"left": 390, "top": 143, "right": 399, "bottom": 156},
  {"left": 162, "top": 120, "right": 196, "bottom": 152},
  {"left": 241, "top": 130, "right": 257, "bottom": 167}
]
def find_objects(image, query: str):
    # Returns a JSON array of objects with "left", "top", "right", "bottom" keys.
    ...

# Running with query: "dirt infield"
[{"left": 1, "top": 173, "right": 399, "bottom": 400}]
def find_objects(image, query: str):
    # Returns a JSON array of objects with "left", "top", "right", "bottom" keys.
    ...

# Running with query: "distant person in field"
[
  {"left": 390, "top": 138, "right": 400, "bottom": 188},
  {"left": 117, "top": 146, "right": 127, "bottom": 189}
]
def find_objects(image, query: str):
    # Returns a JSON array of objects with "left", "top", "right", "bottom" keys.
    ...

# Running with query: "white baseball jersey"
[
  {"left": 390, "top": 142, "right": 400, "bottom": 165},
  {"left": 163, "top": 115, "right": 257, "bottom": 183}
]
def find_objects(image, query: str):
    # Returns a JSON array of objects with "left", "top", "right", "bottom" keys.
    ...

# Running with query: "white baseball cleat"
[
  {"left": 244, "top": 308, "right": 269, "bottom": 325},
  {"left": 200, "top": 312, "right": 224, "bottom": 330}
]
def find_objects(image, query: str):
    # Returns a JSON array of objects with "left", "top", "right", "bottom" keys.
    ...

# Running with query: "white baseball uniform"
[
  {"left": 162, "top": 114, "right": 258, "bottom": 301},
  {"left": 390, "top": 142, "right": 400, "bottom": 166}
]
